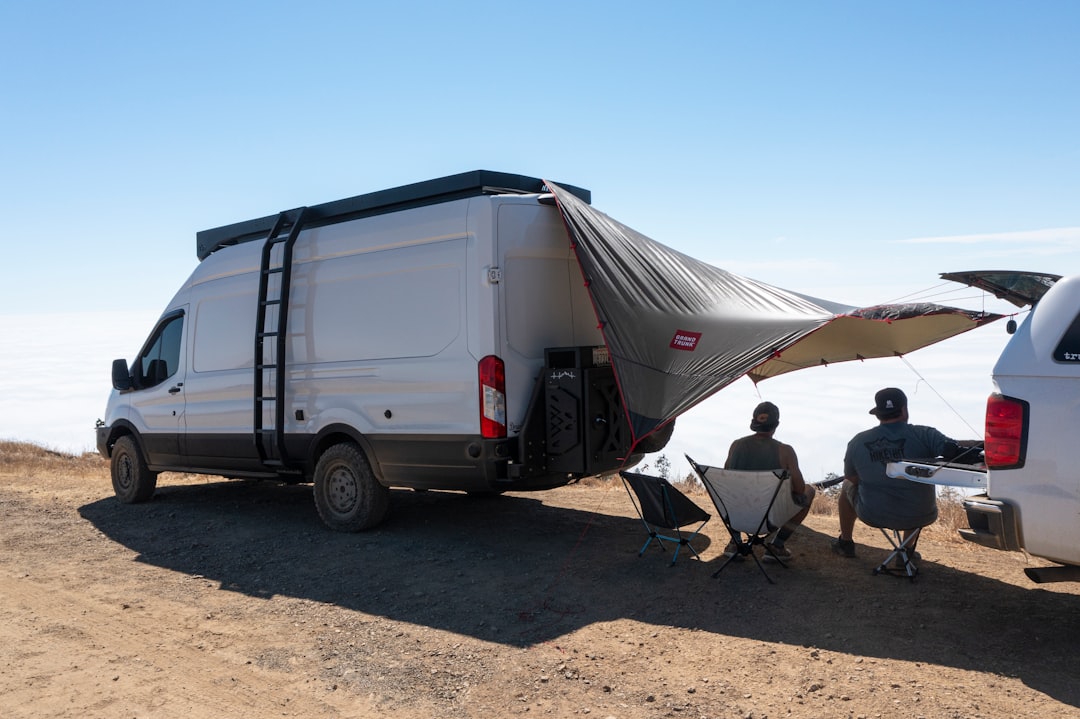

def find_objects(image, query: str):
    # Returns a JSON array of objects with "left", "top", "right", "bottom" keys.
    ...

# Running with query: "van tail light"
[
  {"left": 479, "top": 355, "right": 507, "bottom": 439},
  {"left": 984, "top": 394, "right": 1029, "bottom": 469}
]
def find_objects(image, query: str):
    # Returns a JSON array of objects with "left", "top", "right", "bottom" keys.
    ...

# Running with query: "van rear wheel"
[
  {"left": 111, "top": 435, "right": 158, "bottom": 503},
  {"left": 313, "top": 443, "right": 390, "bottom": 531}
]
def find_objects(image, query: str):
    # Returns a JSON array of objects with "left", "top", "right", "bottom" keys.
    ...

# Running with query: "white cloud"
[
  {"left": 898, "top": 227, "right": 1080, "bottom": 247},
  {"left": 0, "top": 311, "right": 159, "bottom": 454}
]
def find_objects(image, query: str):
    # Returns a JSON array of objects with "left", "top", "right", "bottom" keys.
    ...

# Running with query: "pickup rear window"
[{"left": 1053, "top": 311, "right": 1080, "bottom": 362}]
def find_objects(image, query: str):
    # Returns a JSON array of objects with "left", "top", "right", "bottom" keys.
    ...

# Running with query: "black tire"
[
  {"left": 313, "top": 443, "right": 390, "bottom": 531},
  {"left": 110, "top": 435, "right": 158, "bottom": 503}
]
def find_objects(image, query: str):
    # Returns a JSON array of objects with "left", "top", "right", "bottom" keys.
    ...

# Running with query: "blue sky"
[{"left": 2, "top": 2, "right": 1078, "bottom": 480}]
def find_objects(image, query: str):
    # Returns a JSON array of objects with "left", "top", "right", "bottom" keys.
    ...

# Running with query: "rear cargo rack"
[{"left": 196, "top": 170, "right": 591, "bottom": 260}]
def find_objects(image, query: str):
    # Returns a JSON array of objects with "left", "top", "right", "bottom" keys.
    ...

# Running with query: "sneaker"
[
  {"left": 831, "top": 536, "right": 857, "bottom": 558},
  {"left": 763, "top": 543, "right": 792, "bottom": 562}
]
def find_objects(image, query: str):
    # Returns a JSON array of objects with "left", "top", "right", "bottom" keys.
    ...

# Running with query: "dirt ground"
[{"left": 3, "top": 444, "right": 1080, "bottom": 719}]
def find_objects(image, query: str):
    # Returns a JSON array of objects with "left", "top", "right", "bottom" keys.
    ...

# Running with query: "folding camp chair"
[
  {"left": 687, "top": 456, "right": 802, "bottom": 584},
  {"left": 619, "top": 471, "right": 711, "bottom": 566},
  {"left": 870, "top": 524, "right": 925, "bottom": 581}
]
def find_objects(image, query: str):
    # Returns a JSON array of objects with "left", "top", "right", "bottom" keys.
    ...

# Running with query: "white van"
[{"left": 97, "top": 171, "right": 668, "bottom": 530}]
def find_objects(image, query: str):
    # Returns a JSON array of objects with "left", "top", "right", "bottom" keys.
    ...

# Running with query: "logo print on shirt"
[{"left": 865, "top": 437, "right": 906, "bottom": 464}]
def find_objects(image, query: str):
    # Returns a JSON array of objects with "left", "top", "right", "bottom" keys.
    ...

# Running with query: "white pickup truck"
[{"left": 891, "top": 270, "right": 1080, "bottom": 583}]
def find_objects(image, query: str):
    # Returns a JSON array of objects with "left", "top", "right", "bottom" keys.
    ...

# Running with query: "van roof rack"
[{"left": 196, "top": 170, "right": 591, "bottom": 260}]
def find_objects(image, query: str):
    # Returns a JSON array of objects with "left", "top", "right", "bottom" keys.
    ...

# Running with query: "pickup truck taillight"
[
  {"left": 984, "top": 394, "right": 1029, "bottom": 469},
  {"left": 479, "top": 355, "right": 507, "bottom": 439}
]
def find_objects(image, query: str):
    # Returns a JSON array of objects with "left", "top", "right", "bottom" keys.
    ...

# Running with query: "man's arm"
[
  {"left": 723, "top": 441, "right": 737, "bottom": 470},
  {"left": 778, "top": 443, "right": 806, "bottom": 493},
  {"left": 928, "top": 426, "right": 981, "bottom": 461},
  {"left": 843, "top": 440, "right": 859, "bottom": 486}
]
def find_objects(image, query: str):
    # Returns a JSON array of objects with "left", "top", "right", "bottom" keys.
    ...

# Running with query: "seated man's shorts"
[{"left": 792, "top": 484, "right": 816, "bottom": 508}]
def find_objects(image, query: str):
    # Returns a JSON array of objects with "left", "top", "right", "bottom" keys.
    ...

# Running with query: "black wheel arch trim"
[
  {"left": 306, "top": 424, "right": 383, "bottom": 483},
  {"left": 100, "top": 420, "right": 142, "bottom": 458}
]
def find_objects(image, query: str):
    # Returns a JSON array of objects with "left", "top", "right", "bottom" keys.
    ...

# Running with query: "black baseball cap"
[
  {"left": 869, "top": 387, "right": 907, "bottom": 419},
  {"left": 750, "top": 401, "right": 780, "bottom": 432}
]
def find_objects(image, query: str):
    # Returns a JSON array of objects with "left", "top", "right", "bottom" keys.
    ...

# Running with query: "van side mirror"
[{"left": 112, "top": 359, "right": 133, "bottom": 390}]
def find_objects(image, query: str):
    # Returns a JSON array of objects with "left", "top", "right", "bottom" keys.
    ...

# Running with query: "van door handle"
[{"left": 168, "top": 384, "right": 183, "bottom": 394}]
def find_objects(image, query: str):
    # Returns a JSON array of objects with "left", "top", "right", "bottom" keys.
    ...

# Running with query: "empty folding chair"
[
  {"left": 619, "top": 471, "right": 710, "bottom": 566},
  {"left": 687, "top": 456, "right": 801, "bottom": 584}
]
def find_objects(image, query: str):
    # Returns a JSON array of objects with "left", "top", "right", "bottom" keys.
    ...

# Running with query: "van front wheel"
[
  {"left": 313, "top": 443, "right": 390, "bottom": 532},
  {"left": 111, "top": 435, "right": 158, "bottom": 503}
]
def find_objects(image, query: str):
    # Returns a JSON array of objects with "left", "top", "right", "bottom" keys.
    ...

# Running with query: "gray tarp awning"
[{"left": 545, "top": 181, "right": 1003, "bottom": 446}]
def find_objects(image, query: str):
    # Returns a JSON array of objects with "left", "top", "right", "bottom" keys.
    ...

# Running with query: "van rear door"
[{"left": 495, "top": 199, "right": 603, "bottom": 435}]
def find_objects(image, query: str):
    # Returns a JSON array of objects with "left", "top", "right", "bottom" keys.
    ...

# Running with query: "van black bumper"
[{"left": 96, "top": 426, "right": 112, "bottom": 459}]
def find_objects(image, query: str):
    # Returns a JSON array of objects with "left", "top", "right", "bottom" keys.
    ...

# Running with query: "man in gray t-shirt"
[{"left": 831, "top": 387, "right": 962, "bottom": 559}]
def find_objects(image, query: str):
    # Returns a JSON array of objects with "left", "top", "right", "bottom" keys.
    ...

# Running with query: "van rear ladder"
[{"left": 253, "top": 207, "right": 308, "bottom": 467}]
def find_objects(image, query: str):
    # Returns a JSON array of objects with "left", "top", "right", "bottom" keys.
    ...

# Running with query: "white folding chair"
[{"left": 687, "top": 455, "right": 800, "bottom": 583}]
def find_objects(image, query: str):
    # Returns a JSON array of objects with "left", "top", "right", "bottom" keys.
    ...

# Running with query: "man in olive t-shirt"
[{"left": 724, "top": 401, "right": 815, "bottom": 561}]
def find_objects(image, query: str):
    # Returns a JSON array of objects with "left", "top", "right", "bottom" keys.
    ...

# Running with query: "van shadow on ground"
[{"left": 79, "top": 479, "right": 1080, "bottom": 708}]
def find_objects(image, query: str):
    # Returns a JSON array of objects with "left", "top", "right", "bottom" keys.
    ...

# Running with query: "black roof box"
[{"left": 195, "top": 170, "right": 591, "bottom": 260}]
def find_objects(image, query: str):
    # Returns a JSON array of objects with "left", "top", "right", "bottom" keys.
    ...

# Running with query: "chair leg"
[
  {"left": 711, "top": 552, "right": 740, "bottom": 577},
  {"left": 895, "top": 547, "right": 918, "bottom": 579},
  {"left": 673, "top": 524, "right": 708, "bottom": 566},
  {"left": 681, "top": 538, "right": 704, "bottom": 562},
  {"left": 873, "top": 527, "right": 921, "bottom": 581},
  {"left": 748, "top": 551, "right": 776, "bottom": 584},
  {"left": 672, "top": 538, "right": 703, "bottom": 566},
  {"left": 642, "top": 531, "right": 705, "bottom": 566},
  {"left": 712, "top": 532, "right": 744, "bottom": 577},
  {"left": 762, "top": 543, "right": 789, "bottom": 568},
  {"left": 713, "top": 534, "right": 777, "bottom": 583}
]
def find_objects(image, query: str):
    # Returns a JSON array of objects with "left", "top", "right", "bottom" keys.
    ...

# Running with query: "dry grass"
[
  {"left": 0, "top": 440, "right": 107, "bottom": 479},
  {"left": 932, "top": 486, "right": 974, "bottom": 540}
]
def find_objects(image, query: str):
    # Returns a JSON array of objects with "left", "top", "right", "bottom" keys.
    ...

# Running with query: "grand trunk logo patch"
[{"left": 670, "top": 330, "right": 702, "bottom": 351}]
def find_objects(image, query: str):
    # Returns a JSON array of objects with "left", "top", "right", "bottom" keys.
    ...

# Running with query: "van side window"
[
  {"left": 1052, "top": 311, "right": 1080, "bottom": 363},
  {"left": 136, "top": 314, "right": 184, "bottom": 387}
]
